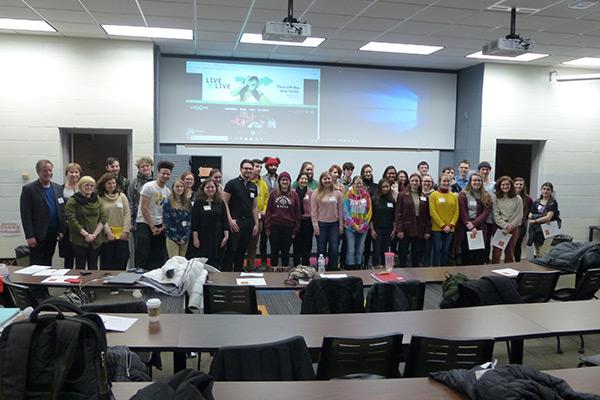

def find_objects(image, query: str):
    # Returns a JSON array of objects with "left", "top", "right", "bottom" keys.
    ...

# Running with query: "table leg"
[
  {"left": 174, "top": 351, "right": 186, "bottom": 372},
  {"left": 509, "top": 340, "right": 524, "bottom": 364}
]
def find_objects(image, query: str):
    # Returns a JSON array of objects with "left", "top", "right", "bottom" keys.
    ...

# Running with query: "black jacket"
[
  {"left": 300, "top": 277, "right": 365, "bottom": 314},
  {"left": 454, "top": 276, "right": 522, "bottom": 308},
  {"left": 19, "top": 180, "right": 66, "bottom": 241},
  {"left": 132, "top": 369, "right": 214, "bottom": 400},
  {"left": 532, "top": 241, "right": 600, "bottom": 275},
  {"left": 366, "top": 280, "right": 424, "bottom": 312},
  {"left": 431, "top": 364, "right": 600, "bottom": 400}
]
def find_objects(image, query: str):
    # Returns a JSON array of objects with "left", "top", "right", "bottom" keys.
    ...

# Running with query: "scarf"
[
  {"left": 295, "top": 185, "right": 308, "bottom": 214},
  {"left": 73, "top": 191, "right": 98, "bottom": 205}
]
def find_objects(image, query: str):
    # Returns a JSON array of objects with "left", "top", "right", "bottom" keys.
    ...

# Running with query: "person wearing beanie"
[
  {"left": 264, "top": 171, "right": 300, "bottom": 268},
  {"left": 342, "top": 176, "right": 372, "bottom": 270},
  {"left": 429, "top": 174, "right": 459, "bottom": 267},
  {"left": 65, "top": 175, "right": 107, "bottom": 269},
  {"left": 262, "top": 156, "right": 280, "bottom": 192}
]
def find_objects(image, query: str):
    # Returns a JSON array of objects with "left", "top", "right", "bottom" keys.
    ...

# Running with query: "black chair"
[
  {"left": 403, "top": 335, "right": 495, "bottom": 378},
  {"left": 209, "top": 336, "right": 315, "bottom": 381},
  {"left": 4, "top": 281, "right": 52, "bottom": 310},
  {"left": 316, "top": 334, "right": 403, "bottom": 380},
  {"left": 300, "top": 276, "right": 364, "bottom": 314},
  {"left": 516, "top": 271, "right": 561, "bottom": 303},
  {"left": 552, "top": 268, "right": 600, "bottom": 354},
  {"left": 366, "top": 281, "right": 425, "bottom": 312},
  {"left": 203, "top": 284, "right": 260, "bottom": 314}
]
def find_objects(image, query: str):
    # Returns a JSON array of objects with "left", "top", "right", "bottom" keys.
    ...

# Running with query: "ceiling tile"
[
  {"left": 309, "top": 0, "right": 375, "bottom": 16},
  {"left": 361, "top": 2, "right": 426, "bottom": 19},
  {"left": 433, "top": 24, "right": 493, "bottom": 39},
  {"left": 34, "top": 8, "right": 93, "bottom": 23},
  {"left": 139, "top": 1, "right": 195, "bottom": 18},
  {"left": 80, "top": 0, "right": 139, "bottom": 14},
  {"left": 196, "top": 19, "right": 243, "bottom": 32},
  {"left": 410, "top": 6, "right": 479, "bottom": 24},
  {"left": 546, "top": 18, "right": 600, "bottom": 34},
  {"left": 344, "top": 16, "right": 400, "bottom": 32},
  {"left": 51, "top": 21, "right": 105, "bottom": 35},
  {"left": 145, "top": 15, "right": 194, "bottom": 29},
  {"left": 390, "top": 21, "right": 449, "bottom": 35},
  {"left": 91, "top": 12, "right": 145, "bottom": 25},
  {"left": 25, "top": 0, "right": 84, "bottom": 11},
  {"left": 0, "top": 5, "right": 39, "bottom": 19},
  {"left": 303, "top": 12, "right": 353, "bottom": 29}
]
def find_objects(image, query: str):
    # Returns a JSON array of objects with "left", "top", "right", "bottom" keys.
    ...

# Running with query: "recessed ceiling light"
[
  {"left": 101, "top": 25, "right": 193, "bottom": 40},
  {"left": 359, "top": 41, "right": 443, "bottom": 55},
  {"left": 0, "top": 18, "right": 56, "bottom": 32},
  {"left": 466, "top": 51, "right": 549, "bottom": 62},
  {"left": 562, "top": 57, "right": 600, "bottom": 67},
  {"left": 240, "top": 33, "right": 325, "bottom": 47}
]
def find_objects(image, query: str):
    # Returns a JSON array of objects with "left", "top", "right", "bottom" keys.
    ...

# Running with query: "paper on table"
[
  {"left": 236, "top": 278, "right": 267, "bottom": 286},
  {"left": 298, "top": 279, "right": 311, "bottom": 285},
  {"left": 466, "top": 230, "right": 485, "bottom": 251},
  {"left": 320, "top": 274, "right": 348, "bottom": 279},
  {"left": 41, "top": 275, "right": 80, "bottom": 284},
  {"left": 33, "top": 269, "right": 70, "bottom": 276},
  {"left": 491, "top": 229, "right": 511, "bottom": 250},
  {"left": 99, "top": 314, "right": 138, "bottom": 332},
  {"left": 14, "top": 265, "right": 52, "bottom": 275},
  {"left": 492, "top": 268, "right": 520, "bottom": 277},
  {"left": 542, "top": 220, "right": 560, "bottom": 239},
  {"left": 240, "top": 272, "right": 264, "bottom": 277}
]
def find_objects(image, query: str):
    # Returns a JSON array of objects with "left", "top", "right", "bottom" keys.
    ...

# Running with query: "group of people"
[{"left": 19, "top": 156, "right": 560, "bottom": 272}]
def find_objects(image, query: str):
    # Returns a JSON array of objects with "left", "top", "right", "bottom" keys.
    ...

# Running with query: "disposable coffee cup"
[
  {"left": 384, "top": 252, "right": 395, "bottom": 272},
  {"left": 146, "top": 298, "right": 161, "bottom": 323}
]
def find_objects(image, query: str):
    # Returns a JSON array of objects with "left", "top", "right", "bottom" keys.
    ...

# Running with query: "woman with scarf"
[
  {"left": 343, "top": 176, "right": 372, "bottom": 270},
  {"left": 293, "top": 173, "right": 314, "bottom": 266},
  {"left": 65, "top": 176, "right": 107, "bottom": 270},
  {"left": 98, "top": 172, "right": 130, "bottom": 270}
]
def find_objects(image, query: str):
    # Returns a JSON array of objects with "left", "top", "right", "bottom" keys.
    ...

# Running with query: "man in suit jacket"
[{"left": 19, "top": 159, "right": 66, "bottom": 266}]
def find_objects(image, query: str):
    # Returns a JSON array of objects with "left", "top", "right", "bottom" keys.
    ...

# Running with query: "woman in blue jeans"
[
  {"left": 343, "top": 177, "right": 372, "bottom": 270},
  {"left": 310, "top": 172, "right": 344, "bottom": 270},
  {"left": 429, "top": 174, "right": 459, "bottom": 266}
]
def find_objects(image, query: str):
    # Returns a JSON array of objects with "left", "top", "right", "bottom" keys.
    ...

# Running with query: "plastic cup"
[
  {"left": 384, "top": 252, "right": 395, "bottom": 272},
  {"left": 146, "top": 298, "right": 161, "bottom": 323}
]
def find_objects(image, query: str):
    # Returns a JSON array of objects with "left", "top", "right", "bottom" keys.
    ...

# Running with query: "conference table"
[
  {"left": 111, "top": 366, "right": 600, "bottom": 400},
  {"left": 105, "top": 300, "right": 600, "bottom": 369},
  {"left": 6, "top": 260, "right": 560, "bottom": 289}
]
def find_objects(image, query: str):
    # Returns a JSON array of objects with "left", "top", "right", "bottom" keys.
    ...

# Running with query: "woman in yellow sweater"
[{"left": 429, "top": 175, "right": 459, "bottom": 266}]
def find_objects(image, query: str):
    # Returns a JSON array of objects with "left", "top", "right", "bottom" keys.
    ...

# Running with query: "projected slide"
[{"left": 175, "top": 61, "right": 320, "bottom": 144}]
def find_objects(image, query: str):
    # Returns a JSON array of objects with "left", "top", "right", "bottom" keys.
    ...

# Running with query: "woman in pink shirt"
[{"left": 311, "top": 172, "right": 344, "bottom": 271}]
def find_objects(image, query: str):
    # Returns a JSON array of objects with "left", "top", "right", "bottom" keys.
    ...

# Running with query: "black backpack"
[{"left": 0, "top": 299, "right": 112, "bottom": 400}]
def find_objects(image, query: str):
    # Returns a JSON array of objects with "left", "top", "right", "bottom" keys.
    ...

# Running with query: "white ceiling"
[{"left": 3, "top": 0, "right": 600, "bottom": 69}]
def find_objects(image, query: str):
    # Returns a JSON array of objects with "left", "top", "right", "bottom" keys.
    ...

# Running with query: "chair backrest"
[
  {"left": 209, "top": 336, "right": 315, "bottom": 381},
  {"left": 316, "top": 334, "right": 403, "bottom": 380},
  {"left": 403, "top": 335, "right": 495, "bottom": 378},
  {"left": 571, "top": 268, "right": 600, "bottom": 301},
  {"left": 366, "top": 281, "right": 425, "bottom": 312},
  {"left": 203, "top": 285, "right": 259, "bottom": 314},
  {"left": 81, "top": 300, "right": 147, "bottom": 313},
  {"left": 300, "top": 277, "right": 364, "bottom": 314},
  {"left": 4, "top": 281, "right": 40, "bottom": 310},
  {"left": 516, "top": 271, "right": 561, "bottom": 303}
]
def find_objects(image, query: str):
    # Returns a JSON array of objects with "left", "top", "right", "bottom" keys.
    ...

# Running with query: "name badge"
[
  {"left": 116, "top": 202, "right": 123, "bottom": 209},
  {"left": 182, "top": 221, "right": 188, "bottom": 227},
  {"left": 420, "top": 196, "right": 427, "bottom": 202},
  {"left": 386, "top": 202, "right": 393, "bottom": 208},
  {"left": 203, "top": 205, "right": 212, "bottom": 211},
  {"left": 250, "top": 192, "right": 256, "bottom": 198},
  {"left": 329, "top": 196, "right": 336, "bottom": 202},
  {"left": 304, "top": 195, "right": 309, "bottom": 200},
  {"left": 57, "top": 198, "right": 64, "bottom": 204},
  {"left": 438, "top": 197, "right": 446, "bottom": 203},
  {"left": 360, "top": 198, "right": 367, "bottom": 205},
  {"left": 469, "top": 200, "right": 477, "bottom": 207},
  {"left": 538, "top": 205, "right": 544, "bottom": 211}
]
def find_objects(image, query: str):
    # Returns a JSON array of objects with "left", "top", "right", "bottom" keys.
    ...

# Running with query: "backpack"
[
  {"left": 0, "top": 299, "right": 112, "bottom": 400},
  {"left": 440, "top": 272, "right": 469, "bottom": 309}
]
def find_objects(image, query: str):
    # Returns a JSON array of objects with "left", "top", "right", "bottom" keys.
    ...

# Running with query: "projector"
[
  {"left": 263, "top": 21, "right": 311, "bottom": 42},
  {"left": 482, "top": 37, "right": 535, "bottom": 57}
]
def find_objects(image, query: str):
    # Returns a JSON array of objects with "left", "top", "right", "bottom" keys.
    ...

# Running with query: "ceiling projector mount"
[
  {"left": 263, "top": 0, "right": 312, "bottom": 42},
  {"left": 483, "top": 7, "right": 535, "bottom": 57}
]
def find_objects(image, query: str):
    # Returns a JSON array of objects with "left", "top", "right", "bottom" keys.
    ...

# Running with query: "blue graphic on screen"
[{"left": 364, "top": 86, "right": 418, "bottom": 130}]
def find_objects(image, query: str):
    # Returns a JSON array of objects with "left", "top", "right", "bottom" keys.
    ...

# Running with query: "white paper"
[
  {"left": 41, "top": 275, "right": 80, "bottom": 284},
  {"left": 240, "top": 272, "right": 264, "bottom": 277},
  {"left": 492, "top": 268, "right": 520, "bottom": 277},
  {"left": 491, "top": 229, "right": 511, "bottom": 250},
  {"left": 99, "top": 315, "right": 138, "bottom": 332},
  {"left": 320, "top": 274, "right": 348, "bottom": 279},
  {"left": 298, "top": 279, "right": 311, "bottom": 285},
  {"left": 14, "top": 265, "right": 52, "bottom": 275},
  {"left": 32, "top": 269, "right": 70, "bottom": 277},
  {"left": 542, "top": 221, "right": 560, "bottom": 239},
  {"left": 236, "top": 278, "right": 267, "bottom": 286},
  {"left": 466, "top": 230, "right": 485, "bottom": 251}
]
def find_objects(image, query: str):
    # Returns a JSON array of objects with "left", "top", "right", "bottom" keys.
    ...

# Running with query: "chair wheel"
[
  {"left": 557, "top": 349, "right": 564, "bottom": 355},
  {"left": 579, "top": 348, "right": 585, "bottom": 354}
]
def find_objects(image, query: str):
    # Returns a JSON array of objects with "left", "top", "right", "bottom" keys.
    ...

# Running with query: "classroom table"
[
  {"left": 111, "top": 366, "right": 600, "bottom": 400},
  {"left": 6, "top": 266, "right": 144, "bottom": 289},
  {"left": 105, "top": 300, "right": 600, "bottom": 368}
]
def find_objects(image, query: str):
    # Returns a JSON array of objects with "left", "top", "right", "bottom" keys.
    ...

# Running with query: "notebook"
[
  {"left": 104, "top": 272, "right": 142, "bottom": 285},
  {"left": 371, "top": 271, "right": 404, "bottom": 283}
]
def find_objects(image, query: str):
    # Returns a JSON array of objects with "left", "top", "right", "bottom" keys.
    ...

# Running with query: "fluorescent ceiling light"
[
  {"left": 555, "top": 73, "right": 600, "bottom": 81},
  {"left": 240, "top": 33, "right": 325, "bottom": 47},
  {"left": 0, "top": 18, "right": 55, "bottom": 32},
  {"left": 359, "top": 41, "right": 443, "bottom": 55},
  {"left": 562, "top": 57, "right": 600, "bottom": 67},
  {"left": 102, "top": 25, "right": 193, "bottom": 40},
  {"left": 466, "top": 51, "right": 549, "bottom": 62}
]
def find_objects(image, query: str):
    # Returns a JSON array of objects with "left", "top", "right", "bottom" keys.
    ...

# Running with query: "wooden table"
[
  {"left": 111, "top": 366, "right": 600, "bottom": 400},
  {"left": 6, "top": 266, "right": 144, "bottom": 289}
]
